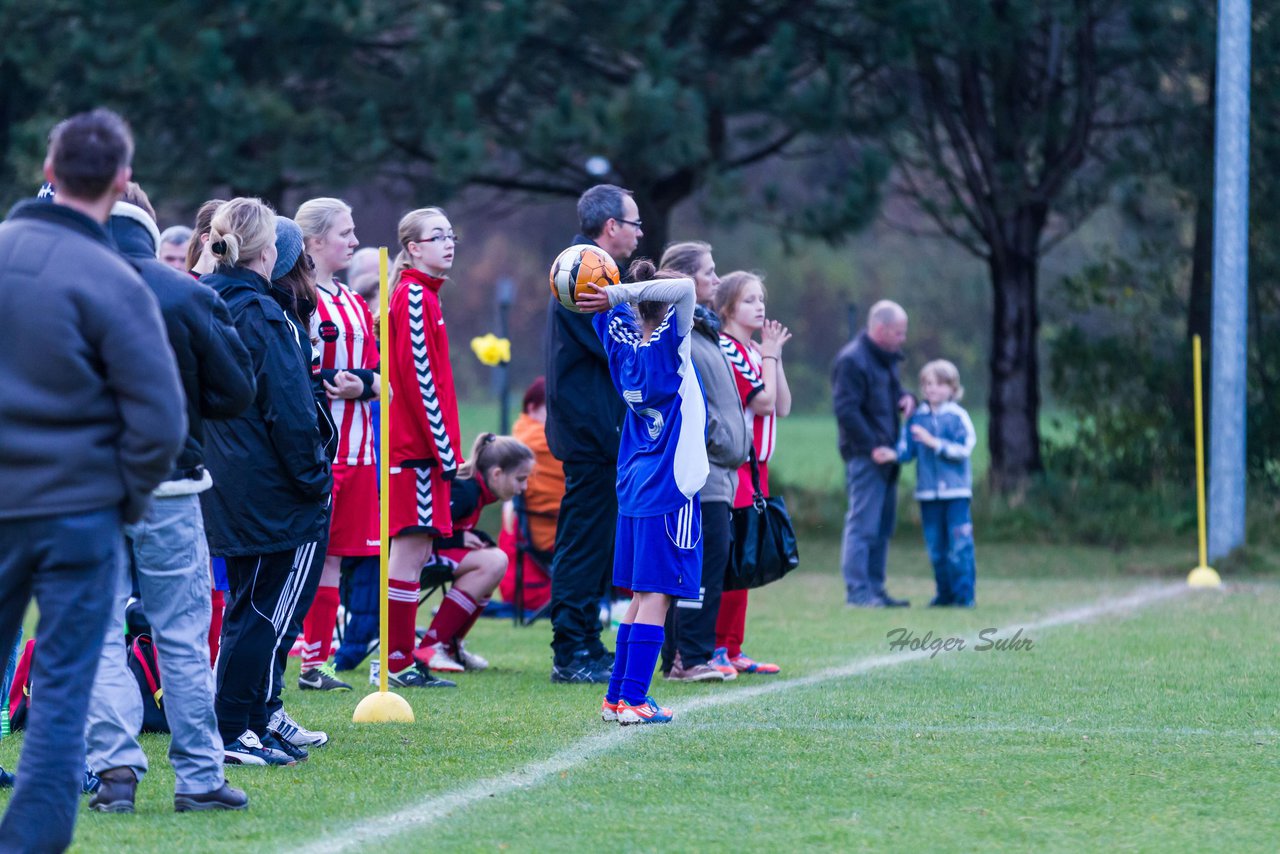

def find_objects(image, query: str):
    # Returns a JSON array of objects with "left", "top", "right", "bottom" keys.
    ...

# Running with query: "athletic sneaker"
[
  {"left": 298, "top": 662, "right": 353, "bottom": 692},
  {"left": 224, "top": 730, "right": 296, "bottom": 766},
  {"left": 454, "top": 641, "right": 489, "bottom": 671},
  {"left": 708, "top": 648, "right": 740, "bottom": 681},
  {"left": 601, "top": 698, "right": 620, "bottom": 722},
  {"left": 269, "top": 709, "right": 329, "bottom": 748},
  {"left": 665, "top": 661, "right": 726, "bottom": 682},
  {"left": 551, "top": 651, "right": 611, "bottom": 684},
  {"left": 730, "top": 652, "right": 780, "bottom": 675},
  {"left": 0, "top": 766, "right": 12, "bottom": 789},
  {"left": 387, "top": 664, "right": 457, "bottom": 688},
  {"left": 262, "top": 731, "right": 308, "bottom": 763},
  {"left": 617, "top": 696, "right": 675, "bottom": 725},
  {"left": 414, "top": 642, "right": 465, "bottom": 673}
]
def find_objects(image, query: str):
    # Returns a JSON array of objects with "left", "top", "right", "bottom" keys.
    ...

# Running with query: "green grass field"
[{"left": 5, "top": 536, "right": 1276, "bottom": 852}]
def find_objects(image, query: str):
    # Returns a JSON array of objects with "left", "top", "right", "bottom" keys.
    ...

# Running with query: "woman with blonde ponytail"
[
  {"left": 200, "top": 198, "right": 332, "bottom": 764},
  {"left": 382, "top": 206, "right": 464, "bottom": 688},
  {"left": 412, "top": 432, "right": 534, "bottom": 675}
]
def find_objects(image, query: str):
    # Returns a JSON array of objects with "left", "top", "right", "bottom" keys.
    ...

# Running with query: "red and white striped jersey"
[
  {"left": 720, "top": 334, "right": 776, "bottom": 463},
  {"left": 311, "top": 278, "right": 377, "bottom": 465}
]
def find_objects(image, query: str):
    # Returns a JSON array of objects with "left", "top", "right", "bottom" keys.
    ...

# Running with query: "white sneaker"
[
  {"left": 269, "top": 709, "right": 329, "bottom": 748},
  {"left": 426, "top": 642, "right": 465, "bottom": 673},
  {"left": 454, "top": 641, "right": 489, "bottom": 671}
]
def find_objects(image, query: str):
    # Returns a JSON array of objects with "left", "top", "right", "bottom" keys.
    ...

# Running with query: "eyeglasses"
[
  {"left": 413, "top": 233, "right": 459, "bottom": 244},
  {"left": 615, "top": 218, "right": 642, "bottom": 229}
]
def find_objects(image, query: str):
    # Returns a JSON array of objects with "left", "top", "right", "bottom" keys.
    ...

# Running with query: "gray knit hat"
[{"left": 272, "top": 216, "right": 304, "bottom": 281}]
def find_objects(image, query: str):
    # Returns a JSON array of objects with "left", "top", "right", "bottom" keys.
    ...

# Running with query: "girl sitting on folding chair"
[{"left": 413, "top": 433, "right": 534, "bottom": 675}]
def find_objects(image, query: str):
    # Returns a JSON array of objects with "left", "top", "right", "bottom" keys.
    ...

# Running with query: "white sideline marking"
[{"left": 302, "top": 583, "right": 1189, "bottom": 854}]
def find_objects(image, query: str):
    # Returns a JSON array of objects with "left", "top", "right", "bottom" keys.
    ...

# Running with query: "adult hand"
[
  {"left": 324, "top": 370, "right": 364, "bottom": 400},
  {"left": 899, "top": 393, "right": 916, "bottom": 419},
  {"left": 759, "top": 319, "right": 792, "bottom": 358},
  {"left": 575, "top": 283, "right": 611, "bottom": 314},
  {"left": 910, "top": 424, "right": 940, "bottom": 449},
  {"left": 871, "top": 446, "right": 897, "bottom": 464},
  {"left": 462, "top": 531, "right": 486, "bottom": 550}
]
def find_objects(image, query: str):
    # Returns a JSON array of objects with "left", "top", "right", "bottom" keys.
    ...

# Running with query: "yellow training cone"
[{"left": 354, "top": 246, "right": 417, "bottom": 724}]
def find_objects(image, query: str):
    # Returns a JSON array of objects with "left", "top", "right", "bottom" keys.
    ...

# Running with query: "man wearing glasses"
[{"left": 544, "top": 184, "right": 644, "bottom": 684}]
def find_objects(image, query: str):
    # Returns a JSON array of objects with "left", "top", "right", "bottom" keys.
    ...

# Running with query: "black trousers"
[
  {"left": 663, "top": 500, "right": 731, "bottom": 671},
  {"left": 267, "top": 540, "right": 325, "bottom": 720},
  {"left": 549, "top": 461, "right": 617, "bottom": 666},
  {"left": 215, "top": 542, "right": 320, "bottom": 744}
]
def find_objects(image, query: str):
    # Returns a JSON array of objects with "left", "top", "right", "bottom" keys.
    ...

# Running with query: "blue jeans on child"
[{"left": 920, "top": 498, "right": 976, "bottom": 606}]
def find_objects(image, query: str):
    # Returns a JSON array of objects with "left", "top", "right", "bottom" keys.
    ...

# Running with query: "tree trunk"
[
  {"left": 987, "top": 212, "right": 1045, "bottom": 492},
  {"left": 630, "top": 191, "right": 672, "bottom": 267}
]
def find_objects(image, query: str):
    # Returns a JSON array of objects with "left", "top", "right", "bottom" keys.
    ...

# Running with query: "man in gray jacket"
[
  {"left": 659, "top": 242, "right": 752, "bottom": 681},
  {"left": 0, "top": 109, "right": 185, "bottom": 852}
]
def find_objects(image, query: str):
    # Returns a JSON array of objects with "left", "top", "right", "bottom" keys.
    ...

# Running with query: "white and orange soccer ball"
[{"left": 548, "top": 244, "right": 620, "bottom": 312}]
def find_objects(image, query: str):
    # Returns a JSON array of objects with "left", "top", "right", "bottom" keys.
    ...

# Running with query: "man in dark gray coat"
[
  {"left": 832, "top": 300, "right": 914, "bottom": 608},
  {"left": 0, "top": 109, "right": 185, "bottom": 852}
]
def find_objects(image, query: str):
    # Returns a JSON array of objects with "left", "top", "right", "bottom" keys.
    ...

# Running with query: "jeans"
[
  {"left": 84, "top": 493, "right": 225, "bottom": 795},
  {"left": 839, "top": 457, "right": 898, "bottom": 604},
  {"left": 0, "top": 507, "right": 121, "bottom": 854},
  {"left": 920, "top": 498, "right": 976, "bottom": 606},
  {"left": 549, "top": 461, "right": 618, "bottom": 666}
]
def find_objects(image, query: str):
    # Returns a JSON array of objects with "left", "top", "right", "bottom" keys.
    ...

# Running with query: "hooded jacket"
[
  {"left": 543, "top": 233, "right": 627, "bottom": 464},
  {"left": 108, "top": 204, "right": 255, "bottom": 483},
  {"left": 200, "top": 264, "right": 331, "bottom": 555},
  {"left": 0, "top": 199, "right": 185, "bottom": 524}
]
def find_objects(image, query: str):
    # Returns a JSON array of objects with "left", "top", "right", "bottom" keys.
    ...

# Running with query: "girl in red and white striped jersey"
[
  {"left": 413, "top": 433, "right": 533, "bottom": 675},
  {"left": 384, "top": 207, "right": 464, "bottom": 687},
  {"left": 293, "top": 197, "right": 378, "bottom": 692},
  {"left": 712, "top": 271, "right": 792, "bottom": 676}
]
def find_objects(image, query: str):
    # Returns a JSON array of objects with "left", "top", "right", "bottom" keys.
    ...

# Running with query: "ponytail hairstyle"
[
  {"left": 391, "top": 206, "right": 447, "bottom": 292},
  {"left": 186, "top": 198, "right": 226, "bottom": 271},
  {"left": 712, "top": 270, "right": 767, "bottom": 321},
  {"left": 626, "top": 257, "right": 684, "bottom": 327},
  {"left": 658, "top": 240, "right": 711, "bottom": 278},
  {"left": 208, "top": 197, "right": 275, "bottom": 269},
  {"left": 457, "top": 432, "right": 534, "bottom": 483}
]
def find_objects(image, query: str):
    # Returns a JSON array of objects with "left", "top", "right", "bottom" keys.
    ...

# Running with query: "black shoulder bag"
[{"left": 725, "top": 447, "right": 800, "bottom": 590}]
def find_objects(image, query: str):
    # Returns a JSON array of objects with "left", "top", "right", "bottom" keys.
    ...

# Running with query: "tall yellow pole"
[
  {"left": 354, "top": 248, "right": 417, "bottom": 721},
  {"left": 1188, "top": 334, "right": 1221, "bottom": 588}
]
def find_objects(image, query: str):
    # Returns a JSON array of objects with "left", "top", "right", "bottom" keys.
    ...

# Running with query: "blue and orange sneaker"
[
  {"left": 617, "top": 696, "right": 674, "bottom": 726},
  {"left": 709, "top": 647, "right": 739, "bottom": 680},
  {"left": 601, "top": 698, "right": 620, "bottom": 722},
  {"left": 730, "top": 651, "right": 780, "bottom": 675}
]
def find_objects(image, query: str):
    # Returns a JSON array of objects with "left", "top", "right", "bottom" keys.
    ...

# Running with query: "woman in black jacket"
[{"left": 200, "top": 198, "right": 331, "bottom": 767}]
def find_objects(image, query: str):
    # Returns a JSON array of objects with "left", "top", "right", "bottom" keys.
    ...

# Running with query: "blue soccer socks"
[
  {"left": 620, "top": 622, "right": 663, "bottom": 706},
  {"left": 605, "top": 622, "right": 633, "bottom": 705}
]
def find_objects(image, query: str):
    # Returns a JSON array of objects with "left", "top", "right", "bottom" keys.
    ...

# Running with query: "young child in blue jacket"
[{"left": 890, "top": 359, "right": 977, "bottom": 606}]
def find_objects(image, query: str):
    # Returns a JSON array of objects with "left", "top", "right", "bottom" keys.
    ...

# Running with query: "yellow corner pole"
[
  {"left": 1188, "top": 334, "right": 1221, "bottom": 588},
  {"left": 354, "top": 247, "right": 416, "bottom": 722}
]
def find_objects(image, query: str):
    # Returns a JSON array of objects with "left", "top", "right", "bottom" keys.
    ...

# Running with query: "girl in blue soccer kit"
[{"left": 579, "top": 260, "right": 707, "bottom": 725}]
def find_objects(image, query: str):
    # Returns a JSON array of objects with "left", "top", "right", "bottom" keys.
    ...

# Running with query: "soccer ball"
[{"left": 549, "top": 244, "right": 620, "bottom": 312}]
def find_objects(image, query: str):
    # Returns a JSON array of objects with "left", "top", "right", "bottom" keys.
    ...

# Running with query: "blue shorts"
[{"left": 613, "top": 497, "right": 702, "bottom": 598}]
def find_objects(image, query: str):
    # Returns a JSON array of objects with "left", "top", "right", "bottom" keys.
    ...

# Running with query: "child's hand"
[
  {"left": 575, "top": 283, "right": 612, "bottom": 314},
  {"left": 759, "top": 320, "right": 792, "bottom": 357},
  {"left": 462, "top": 531, "right": 486, "bottom": 550},
  {"left": 871, "top": 446, "right": 897, "bottom": 464},
  {"left": 910, "top": 425, "right": 941, "bottom": 449}
]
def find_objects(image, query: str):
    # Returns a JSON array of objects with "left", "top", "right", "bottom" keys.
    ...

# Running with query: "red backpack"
[{"left": 7, "top": 640, "right": 35, "bottom": 731}]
